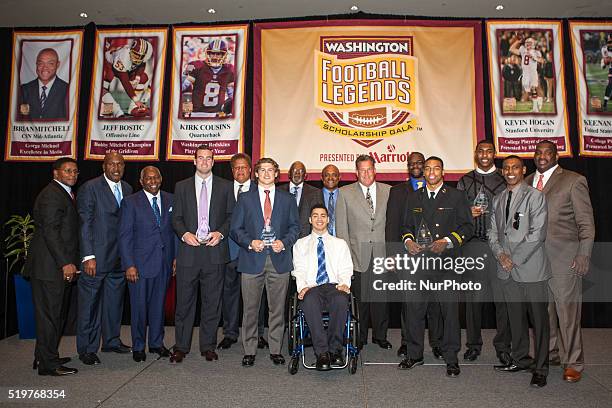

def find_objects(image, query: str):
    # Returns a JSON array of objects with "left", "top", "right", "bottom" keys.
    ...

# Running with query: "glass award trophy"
[
  {"left": 196, "top": 224, "right": 210, "bottom": 244},
  {"left": 416, "top": 218, "right": 433, "bottom": 247},
  {"left": 473, "top": 186, "right": 489, "bottom": 213},
  {"left": 261, "top": 219, "right": 277, "bottom": 247}
]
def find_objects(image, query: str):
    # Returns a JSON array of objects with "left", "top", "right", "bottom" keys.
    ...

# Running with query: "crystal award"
[
  {"left": 416, "top": 218, "right": 433, "bottom": 247},
  {"left": 260, "top": 220, "right": 277, "bottom": 247},
  {"left": 473, "top": 185, "right": 489, "bottom": 213}
]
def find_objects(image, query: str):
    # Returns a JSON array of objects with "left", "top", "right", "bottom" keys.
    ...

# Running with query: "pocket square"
[{"left": 168, "top": 206, "right": 173, "bottom": 212}]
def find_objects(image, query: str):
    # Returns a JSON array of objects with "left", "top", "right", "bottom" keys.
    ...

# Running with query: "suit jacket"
[
  {"left": 489, "top": 182, "right": 551, "bottom": 282},
  {"left": 229, "top": 181, "right": 258, "bottom": 261},
  {"left": 386, "top": 181, "right": 414, "bottom": 243},
  {"left": 78, "top": 175, "right": 133, "bottom": 272},
  {"left": 24, "top": 181, "right": 79, "bottom": 281},
  {"left": 229, "top": 186, "right": 300, "bottom": 274},
  {"left": 19, "top": 77, "right": 68, "bottom": 120},
  {"left": 335, "top": 181, "right": 390, "bottom": 273},
  {"left": 279, "top": 182, "right": 322, "bottom": 238},
  {"left": 525, "top": 167, "right": 595, "bottom": 276},
  {"left": 172, "top": 175, "right": 234, "bottom": 267},
  {"left": 119, "top": 190, "right": 176, "bottom": 278}
]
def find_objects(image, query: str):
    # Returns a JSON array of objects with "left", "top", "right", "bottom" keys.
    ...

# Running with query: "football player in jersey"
[
  {"left": 101, "top": 37, "right": 153, "bottom": 118},
  {"left": 510, "top": 36, "right": 545, "bottom": 113},
  {"left": 181, "top": 38, "right": 235, "bottom": 118},
  {"left": 601, "top": 36, "right": 612, "bottom": 111}
]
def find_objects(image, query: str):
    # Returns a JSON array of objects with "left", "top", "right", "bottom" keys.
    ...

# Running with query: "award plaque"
[
  {"left": 261, "top": 224, "right": 277, "bottom": 247},
  {"left": 473, "top": 186, "right": 489, "bottom": 213},
  {"left": 416, "top": 218, "right": 433, "bottom": 247}
]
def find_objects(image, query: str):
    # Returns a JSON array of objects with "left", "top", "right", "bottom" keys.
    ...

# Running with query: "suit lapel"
[
  {"left": 99, "top": 176, "right": 119, "bottom": 209},
  {"left": 505, "top": 186, "right": 528, "bottom": 231},
  {"left": 355, "top": 183, "right": 372, "bottom": 217},
  {"left": 187, "top": 176, "right": 198, "bottom": 222},
  {"left": 542, "top": 166, "right": 563, "bottom": 194},
  {"left": 138, "top": 191, "right": 158, "bottom": 228}
]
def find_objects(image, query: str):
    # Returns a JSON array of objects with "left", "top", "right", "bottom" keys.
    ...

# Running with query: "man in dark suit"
[
  {"left": 77, "top": 152, "right": 133, "bottom": 365},
  {"left": 25, "top": 158, "right": 79, "bottom": 376},
  {"left": 119, "top": 166, "right": 176, "bottom": 362},
  {"left": 19, "top": 48, "right": 68, "bottom": 120},
  {"left": 170, "top": 145, "right": 234, "bottom": 363},
  {"left": 279, "top": 161, "right": 322, "bottom": 238},
  {"left": 230, "top": 157, "right": 300, "bottom": 367},
  {"left": 490, "top": 155, "right": 550, "bottom": 388},
  {"left": 400, "top": 156, "right": 473, "bottom": 377},
  {"left": 320, "top": 164, "right": 340, "bottom": 236},
  {"left": 526, "top": 140, "right": 595, "bottom": 383}
]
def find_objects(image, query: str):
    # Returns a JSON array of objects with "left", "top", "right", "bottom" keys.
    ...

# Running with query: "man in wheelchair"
[{"left": 292, "top": 204, "right": 353, "bottom": 371}]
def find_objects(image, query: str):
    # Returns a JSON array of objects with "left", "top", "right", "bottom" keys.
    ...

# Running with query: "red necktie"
[
  {"left": 264, "top": 190, "right": 272, "bottom": 226},
  {"left": 536, "top": 174, "right": 544, "bottom": 191},
  {"left": 70, "top": 191, "right": 76, "bottom": 203}
]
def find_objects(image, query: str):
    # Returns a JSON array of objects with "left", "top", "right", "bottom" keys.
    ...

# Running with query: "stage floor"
[{"left": 0, "top": 328, "right": 611, "bottom": 407}]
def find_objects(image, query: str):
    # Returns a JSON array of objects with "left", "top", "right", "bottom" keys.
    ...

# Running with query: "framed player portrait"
[
  {"left": 179, "top": 34, "right": 237, "bottom": 120},
  {"left": 577, "top": 30, "right": 612, "bottom": 115},
  {"left": 495, "top": 29, "right": 557, "bottom": 115}
]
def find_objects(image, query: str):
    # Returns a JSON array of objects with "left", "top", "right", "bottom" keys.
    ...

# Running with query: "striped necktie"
[
  {"left": 152, "top": 196, "right": 161, "bottom": 227},
  {"left": 316, "top": 237, "right": 329, "bottom": 285},
  {"left": 40, "top": 85, "right": 47, "bottom": 110}
]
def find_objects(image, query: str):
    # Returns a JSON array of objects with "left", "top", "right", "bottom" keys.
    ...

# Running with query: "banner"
[
  {"left": 486, "top": 21, "right": 571, "bottom": 157},
  {"left": 253, "top": 20, "right": 485, "bottom": 181},
  {"left": 569, "top": 21, "right": 612, "bottom": 157},
  {"left": 85, "top": 28, "right": 168, "bottom": 160},
  {"left": 4, "top": 30, "right": 83, "bottom": 162},
  {"left": 167, "top": 25, "right": 248, "bottom": 161}
]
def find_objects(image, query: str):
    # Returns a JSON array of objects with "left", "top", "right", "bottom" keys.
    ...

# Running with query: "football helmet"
[
  {"left": 205, "top": 39, "right": 228, "bottom": 68},
  {"left": 524, "top": 37, "right": 536, "bottom": 51},
  {"left": 130, "top": 38, "right": 153, "bottom": 66}
]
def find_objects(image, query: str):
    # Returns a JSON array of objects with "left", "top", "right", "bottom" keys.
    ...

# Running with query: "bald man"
[{"left": 321, "top": 164, "right": 340, "bottom": 236}]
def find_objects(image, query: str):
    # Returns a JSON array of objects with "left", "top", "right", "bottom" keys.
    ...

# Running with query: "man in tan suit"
[
  {"left": 526, "top": 140, "right": 595, "bottom": 383},
  {"left": 336, "top": 155, "right": 391, "bottom": 349}
]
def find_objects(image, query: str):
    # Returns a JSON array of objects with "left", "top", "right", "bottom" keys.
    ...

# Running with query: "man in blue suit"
[
  {"left": 77, "top": 152, "right": 133, "bottom": 365},
  {"left": 230, "top": 157, "right": 300, "bottom": 367},
  {"left": 119, "top": 166, "right": 175, "bottom": 362}
]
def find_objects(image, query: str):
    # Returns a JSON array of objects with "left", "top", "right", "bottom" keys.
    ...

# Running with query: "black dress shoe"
[
  {"left": 133, "top": 351, "right": 146, "bottom": 362},
  {"left": 397, "top": 344, "right": 407, "bottom": 357},
  {"left": 217, "top": 337, "right": 238, "bottom": 349},
  {"left": 446, "top": 363, "right": 461, "bottom": 377},
  {"left": 38, "top": 366, "right": 78, "bottom": 376},
  {"left": 494, "top": 363, "right": 530, "bottom": 373},
  {"left": 257, "top": 337, "right": 269, "bottom": 349},
  {"left": 270, "top": 354, "right": 285, "bottom": 365},
  {"left": 530, "top": 373, "right": 547, "bottom": 388},
  {"left": 372, "top": 339, "right": 392, "bottom": 349},
  {"left": 79, "top": 353, "right": 101, "bottom": 366},
  {"left": 101, "top": 342, "right": 131, "bottom": 354},
  {"left": 398, "top": 358, "right": 424, "bottom": 370},
  {"left": 463, "top": 348, "right": 480, "bottom": 361},
  {"left": 497, "top": 351, "right": 512, "bottom": 366},
  {"left": 33, "top": 357, "right": 71, "bottom": 370},
  {"left": 201, "top": 350, "right": 219, "bottom": 361},
  {"left": 316, "top": 352, "right": 332, "bottom": 371},
  {"left": 431, "top": 346, "right": 444, "bottom": 360},
  {"left": 149, "top": 346, "right": 170, "bottom": 358},
  {"left": 330, "top": 351, "right": 345, "bottom": 367},
  {"left": 242, "top": 355, "right": 255, "bottom": 367}
]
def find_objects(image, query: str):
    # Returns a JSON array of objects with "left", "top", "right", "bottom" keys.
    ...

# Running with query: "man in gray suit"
[
  {"left": 489, "top": 155, "right": 550, "bottom": 388},
  {"left": 526, "top": 140, "right": 595, "bottom": 383},
  {"left": 336, "top": 154, "right": 391, "bottom": 349}
]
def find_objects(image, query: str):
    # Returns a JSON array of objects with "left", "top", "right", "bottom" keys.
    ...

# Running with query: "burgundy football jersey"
[{"left": 190, "top": 63, "right": 235, "bottom": 113}]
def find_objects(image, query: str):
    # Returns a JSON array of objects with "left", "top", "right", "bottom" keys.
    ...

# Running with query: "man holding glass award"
[
  {"left": 170, "top": 144, "right": 235, "bottom": 364},
  {"left": 230, "top": 158, "right": 300, "bottom": 367},
  {"left": 399, "top": 156, "right": 473, "bottom": 378}
]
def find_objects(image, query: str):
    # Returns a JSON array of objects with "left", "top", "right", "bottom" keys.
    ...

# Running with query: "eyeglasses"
[{"left": 62, "top": 169, "right": 79, "bottom": 175}]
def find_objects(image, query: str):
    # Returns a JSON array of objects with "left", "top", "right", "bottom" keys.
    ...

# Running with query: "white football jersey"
[
  {"left": 105, "top": 46, "right": 133, "bottom": 73},
  {"left": 602, "top": 46, "right": 611, "bottom": 68},
  {"left": 519, "top": 45, "right": 541, "bottom": 78}
]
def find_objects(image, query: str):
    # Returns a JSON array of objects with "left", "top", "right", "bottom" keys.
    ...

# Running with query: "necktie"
[
  {"left": 430, "top": 191, "right": 435, "bottom": 200},
  {"left": 292, "top": 186, "right": 300, "bottom": 205},
  {"left": 152, "top": 196, "right": 161, "bottom": 227},
  {"left": 113, "top": 184, "right": 122, "bottom": 207},
  {"left": 264, "top": 190, "right": 272, "bottom": 226},
  {"left": 536, "top": 174, "right": 544, "bottom": 191},
  {"left": 505, "top": 190, "right": 513, "bottom": 223},
  {"left": 316, "top": 237, "right": 329, "bottom": 285},
  {"left": 366, "top": 187, "right": 374, "bottom": 217},
  {"left": 237, "top": 184, "right": 244, "bottom": 195},
  {"left": 40, "top": 86, "right": 47, "bottom": 110},
  {"left": 197, "top": 180, "right": 209, "bottom": 237},
  {"left": 70, "top": 191, "right": 75, "bottom": 203},
  {"left": 327, "top": 191, "right": 335, "bottom": 235}
]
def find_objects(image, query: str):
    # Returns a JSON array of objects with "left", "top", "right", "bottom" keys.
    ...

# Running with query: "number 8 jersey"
[{"left": 185, "top": 60, "right": 235, "bottom": 114}]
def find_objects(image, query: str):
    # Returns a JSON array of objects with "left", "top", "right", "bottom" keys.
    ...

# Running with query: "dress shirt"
[
  {"left": 258, "top": 184, "right": 276, "bottom": 214},
  {"left": 532, "top": 164, "right": 558, "bottom": 189},
  {"left": 289, "top": 182, "right": 303, "bottom": 206},
  {"left": 322, "top": 188, "right": 339, "bottom": 235},
  {"left": 409, "top": 178, "right": 425, "bottom": 191},
  {"left": 195, "top": 173, "right": 213, "bottom": 220},
  {"left": 104, "top": 174, "right": 124, "bottom": 198},
  {"left": 425, "top": 183, "right": 443, "bottom": 199},
  {"left": 476, "top": 166, "right": 497, "bottom": 175},
  {"left": 39, "top": 77, "right": 56, "bottom": 99},
  {"left": 54, "top": 179, "right": 72, "bottom": 196},
  {"left": 143, "top": 190, "right": 161, "bottom": 211},
  {"left": 233, "top": 179, "right": 251, "bottom": 200},
  {"left": 292, "top": 231, "right": 353, "bottom": 293},
  {"left": 358, "top": 182, "right": 377, "bottom": 213}
]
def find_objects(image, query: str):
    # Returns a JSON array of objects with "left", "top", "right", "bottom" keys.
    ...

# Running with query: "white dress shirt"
[
  {"left": 425, "top": 183, "right": 443, "bottom": 199},
  {"left": 292, "top": 231, "right": 353, "bottom": 293},
  {"left": 54, "top": 179, "right": 72, "bottom": 196},
  {"left": 258, "top": 184, "right": 275, "bottom": 215},
  {"left": 532, "top": 164, "right": 558, "bottom": 189},
  {"left": 143, "top": 190, "right": 161, "bottom": 210},
  {"left": 476, "top": 166, "right": 497, "bottom": 175},
  {"left": 104, "top": 174, "right": 123, "bottom": 198},
  {"left": 233, "top": 179, "right": 251, "bottom": 200},
  {"left": 39, "top": 77, "right": 56, "bottom": 99},
  {"left": 358, "top": 182, "right": 377, "bottom": 213},
  {"left": 289, "top": 182, "right": 303, "bottom": 206}
]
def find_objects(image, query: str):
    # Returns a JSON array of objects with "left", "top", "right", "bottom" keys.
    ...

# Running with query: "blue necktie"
[
  {"left": 316, "top": 237, "right": 329, "bottom": 286},
  {"left": 152, "top": 196, "right": 161, "bottom": 227},
  {"left": 113, "top": 184, "right": 122, "bottom": 207},
  {"left": 327, "top": 191, "right": 335, "bottom": 236},
  {"left": 292, "top": 186, "right": 300, "bottom": 205}
]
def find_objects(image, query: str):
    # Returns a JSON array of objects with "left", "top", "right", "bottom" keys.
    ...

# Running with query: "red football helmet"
[{"left": 205, "top": 39, "right": 228, "bottom": 68}]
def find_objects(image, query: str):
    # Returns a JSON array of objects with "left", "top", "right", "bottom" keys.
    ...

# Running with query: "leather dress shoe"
[
  {"left": 398, "top": 358, "right": 424, "bottom": 370},
  {"left": 494, "top": 363, "right": 529, "bottom": 373},
  {"left": 431, "top": 346, "right": 444, "bottom": 360},
  {"left": 496, "top": 351, "right": 512, "bottom": 366},
  {"left": 169, "top": 350, "right": 186, "bottom": 364},
  {"left": 316, "top": 352, "right": 332, "bottom": 371},
  {"left": 446, "top": 363, "right": 461, "bottom": 377},
  {"left": 530, "top": 373, "right": 547, "bottom": 388},
  {"left": 242, "top": 355, "right": 255, "bottom": 367},
  {"left": 563, "top": 368, "right": 582, "bottom": 383},
  {"left": 101, "top": 342, "right": 131, "bottom": 354},
  {"left": 133, "top": 351, "right": 146, "bottom": 362},
  {"left": 330, "top": 351, "right": 344, "bottom": 367},
  {"left": 270, "top": 354, "right": 285, "bottom": 365},
  {"left": 372, "top": 339, "right": 392, "bottom": 350},
  {"left": 257, "top": 336, "right": 269, "bottom": 349},
  {"left": 33, "top": 357, "right": 71, "bottom": 370},
  {"left": 217, "top": 337, "right": 238, "bottom": 349},
  {"left": 149, "top": 346, "right": 170, "bottom": 358},
  {"left": 463, "top": 348, "right": 480, "bottom": 361},
  {"left": 39, "top": 366, "right": 78, "bottom": 376},
  {"left": 201, "top": 350, "right": 219, "bottom": 361},
  {"left": 79, "top": 353, "right": 101, "bottom": 365},
  {"left": 397, "top": 344, "right": 407, "bottom": 357}
]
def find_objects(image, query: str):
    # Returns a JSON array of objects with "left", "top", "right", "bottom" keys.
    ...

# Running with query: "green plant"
[{"left": 3, "top": 214, "right": 35, "bottom": 274}]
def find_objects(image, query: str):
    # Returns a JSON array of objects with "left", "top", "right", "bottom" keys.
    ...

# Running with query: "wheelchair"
[{"left": 286, "top": 287, "right": 360, "bottom": 375}]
